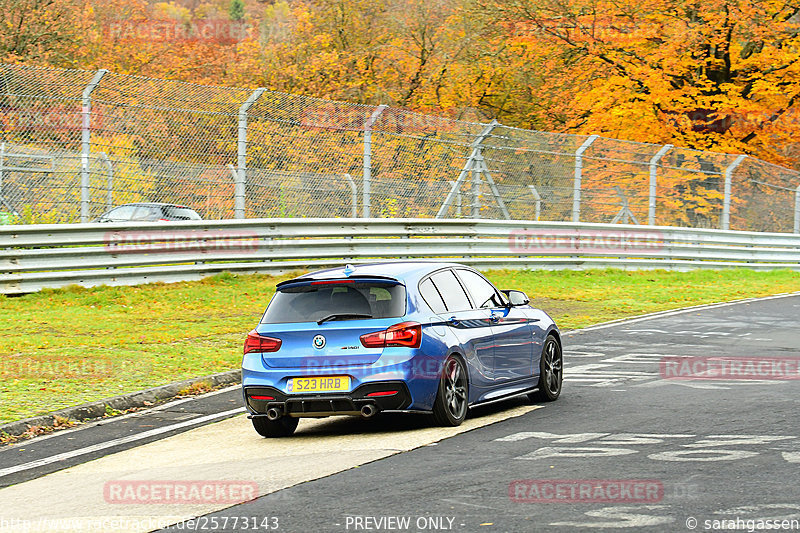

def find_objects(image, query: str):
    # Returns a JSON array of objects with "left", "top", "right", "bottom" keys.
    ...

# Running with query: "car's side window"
[
  {"left": 419, "top": 277, "right": 447, "bottom": 314},
  {"left": 107, "top": 205, "right": 137, "bottom": 220},
  {"left": 456, "top": 269, "right": 507, "bottom": 309},
  {"left": 132, "top": 206, "right": 161, "bottom": 220},
  {"left": 429, "top": 270, "right": 472, "bottom": 312}
]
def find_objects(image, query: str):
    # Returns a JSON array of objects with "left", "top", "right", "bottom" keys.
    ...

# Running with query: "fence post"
[
  {"left": 795, "top": 184, "right": 800, "bottom": 234},
  {"left": 721, "top": 154, "right": 747, "bottom": 230},
  {"left": 528, "top": 185, "right": 541, "bottom": 221},
  {"left": 436, "top": 120, "right": 498, "bottom": 218},
  {"left": 80, "top": 69, "right": 108, "bottom": 223},
  {"left": 472, "top": 155, "right": 482, "bottom": 218},
  {"left": 0, "top": 142, "right": 4, "bottom": 213},
  {"left": 572, "top": 134, "right": 598, "bottom": 223},
  {"left": 97, "top": 152, "right": 113, "bottom": 212},
  {"left": 363, "top": 105, "right": 388, "bottom": 218},
  {"left": 236, "top": 88, "right": 266, "bottom": 219},
  {"left": 648, "top": 144, "right": 672, "bottom": 226},
  {"left": 342, "top": 174, "right": 358, "bottom": 218},
  {"left": 448, "top": 181, "right": 462, "bottom": 217}
]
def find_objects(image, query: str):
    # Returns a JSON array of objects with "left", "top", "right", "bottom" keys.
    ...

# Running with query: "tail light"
[
  {"left": 244, "top": 330, "right": 282, "bottom": 354},
  {"left": 360, "top": 322, "right": 421, "bottom": 349}
]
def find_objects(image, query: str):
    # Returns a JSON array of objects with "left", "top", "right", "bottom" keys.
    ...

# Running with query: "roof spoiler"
[{"left": 276, "top": 275, "right": 401, "bottom": 290}]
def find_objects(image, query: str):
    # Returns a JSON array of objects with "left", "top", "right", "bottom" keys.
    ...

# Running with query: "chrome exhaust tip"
[{"left": 360, "top": 404, "right": 378, "bottom": 418}]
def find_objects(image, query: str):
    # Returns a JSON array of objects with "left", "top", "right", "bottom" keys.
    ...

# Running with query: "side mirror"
[{"left": 504, "top": 290, "right": 530, "bottom": 307}]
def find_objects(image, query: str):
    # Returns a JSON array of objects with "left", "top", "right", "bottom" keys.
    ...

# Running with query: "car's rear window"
[{"left": 261, "top": 282, "right": 406, "bottom": 324}]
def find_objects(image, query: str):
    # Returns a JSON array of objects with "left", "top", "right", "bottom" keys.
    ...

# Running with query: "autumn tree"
[
  {"left": 224, "top": 0, "right": 539, "bottom": 123},
  {"left": 3, "top": 0, "right": 800, "bottom": 170},
  {"left": 0, "top": 0, "right": 92, "bottom": 63},
  {"left": 483, "top": 0, "right": 800, "bottom": 164}
]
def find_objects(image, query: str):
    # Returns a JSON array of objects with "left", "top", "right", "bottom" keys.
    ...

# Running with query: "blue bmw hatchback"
[{"left": 242, "top": 262, "right": 562, "bottom": 437}]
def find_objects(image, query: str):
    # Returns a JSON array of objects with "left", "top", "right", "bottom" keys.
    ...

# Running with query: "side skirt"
[{"left": 468, "top": 386, "right": 538, "bottom": 408}]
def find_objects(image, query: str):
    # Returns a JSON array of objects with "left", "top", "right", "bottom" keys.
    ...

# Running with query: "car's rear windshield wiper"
[{"left": 317, "top": 313, "right": 373, "bottom": 325}]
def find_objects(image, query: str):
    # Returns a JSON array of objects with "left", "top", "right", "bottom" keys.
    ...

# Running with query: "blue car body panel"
[{"left": 241, "top": 261, "right": 560, "bottom": 416}]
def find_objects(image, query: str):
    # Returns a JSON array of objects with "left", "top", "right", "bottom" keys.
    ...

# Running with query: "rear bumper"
[
  {"left": 244, "top": 381, "right": 413, "bottom": 417},
  {"left": 242, "top": 348, "right": 444, "bottom": 410}
]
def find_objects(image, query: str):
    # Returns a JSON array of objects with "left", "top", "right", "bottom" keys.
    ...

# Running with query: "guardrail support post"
[
  {"left": 236, "top": 88, "right": 266, "bottom": 219},
  {"left": 648, "top": 144, "right": 672, "bottom": 226},
  {"left": 363, "top": 105, "right": 388, "bottom": 218},
  {"left": 795, "top": 184, "right": 800, "bottom": 234},
  {"left": 572, "top": 134, "right": 598, "bottom": 223},
  {"left": 721, "top": 154, "right": 747, "bottom": 230},
  {"left": 81, "top": 69, "right": 108, "bottom": 223}
]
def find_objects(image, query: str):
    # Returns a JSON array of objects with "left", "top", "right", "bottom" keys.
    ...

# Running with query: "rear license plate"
[{"left": 287, "top": 376, "right": 350, "bottom": 394}]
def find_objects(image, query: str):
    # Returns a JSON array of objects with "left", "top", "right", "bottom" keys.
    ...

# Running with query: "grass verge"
[{"left": 2, "top": 268, "right": 800, "bottom": 424}]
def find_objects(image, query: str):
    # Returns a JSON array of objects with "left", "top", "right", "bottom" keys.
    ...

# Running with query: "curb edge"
[{"left": 0, "top": 369, "right": 241, "bottom": 439}]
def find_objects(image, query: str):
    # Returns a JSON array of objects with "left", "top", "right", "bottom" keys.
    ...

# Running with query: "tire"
[
  {"left": 432, "top": 355, "right": 469, "bottom": 426},
  {"left": 252, "top": 415, "right": 299, "bottom": 438},
  {"left": 529, "top": 334, "right": 563, "bottom": 402}
]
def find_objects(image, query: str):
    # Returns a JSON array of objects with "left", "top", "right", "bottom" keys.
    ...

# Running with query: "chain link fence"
[{"left": 1, "top": 63, "right": 799, "bottom": 232}]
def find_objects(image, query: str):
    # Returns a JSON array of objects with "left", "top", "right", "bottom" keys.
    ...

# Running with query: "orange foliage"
[{"left": 2, "top": 0, "right": 799, "bottom": 169}]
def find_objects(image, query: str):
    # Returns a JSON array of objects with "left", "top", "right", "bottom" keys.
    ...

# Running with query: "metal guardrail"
[{"left": 2, "top": 219, "right": 800, "bottom": 295}]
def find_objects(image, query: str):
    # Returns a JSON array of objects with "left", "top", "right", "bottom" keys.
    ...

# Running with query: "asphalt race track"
[{"left": 2, "top": 293, "right": 799, "bottom": 533}]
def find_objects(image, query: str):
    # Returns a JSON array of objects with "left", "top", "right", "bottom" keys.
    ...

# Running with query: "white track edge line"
[
  {"left": 0, "top": 408, "right": 243, "bottom": 479},
  {"left": 2, "top": 385, "right": 243, "bottom": 449}
]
